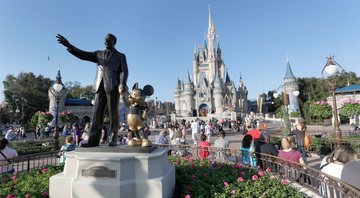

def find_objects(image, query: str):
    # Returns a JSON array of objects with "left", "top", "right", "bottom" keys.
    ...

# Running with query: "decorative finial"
[{"left": 286, "top": 53, "right": 289, "bottom": 63}]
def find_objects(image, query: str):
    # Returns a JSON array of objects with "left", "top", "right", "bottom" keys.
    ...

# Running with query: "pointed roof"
[
  {"left": 284, "top": 60, "right": 296, "bottom": 80},
  {"left": 208, "top": 5, "right": 214, "bottom": 32},
  {"left": 225, "top": 71, "right": 231, "bottom": 84}
]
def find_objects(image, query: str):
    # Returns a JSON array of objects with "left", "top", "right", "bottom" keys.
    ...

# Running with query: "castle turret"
[
  {"left": 183, "top": 72, "right": 195, "bottom": 116},
  {"left": 283, "top": 58, "right": 299, "bottom": 113},
  {"left": 193, "top": 45, "right": 198, "bottom": 85},
  {"left": 174, "top": 78, "right": 182, "bottom": 115},
  {"left": 213, "top": 73, "right": 223, "bottom": 114}
]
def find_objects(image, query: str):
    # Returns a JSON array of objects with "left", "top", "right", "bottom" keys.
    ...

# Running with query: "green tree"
[
  {"left": 3, "top": 72, "right": 53, "bottom": 125},
  {"left": 65, "top": 81, "right": 95, "bottom": 100}
]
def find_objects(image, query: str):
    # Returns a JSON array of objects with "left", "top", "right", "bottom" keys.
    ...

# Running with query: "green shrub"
[{"left": 0, "top": 165, "right": 64, "bottom": 198}]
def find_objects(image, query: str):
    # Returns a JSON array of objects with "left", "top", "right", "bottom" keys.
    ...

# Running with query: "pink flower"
[
  {"left": 241, "top": 171, "right": 245, "bottom": 175},
  {"left": 281, "top": 179, "right": 289, "bottom": 184},
  {"left": 12, "top": 175, "right": 17, "bottom": 180},
  {"left": 257, "top": 166, "right": 261, "bottom": 169},
  {"left": 237, "top": 177, "right": 244, "bottom": 182},
  {"left": 185, "top": 195, "right": 191, "bottom": 198},
  {"left": 231, "top": 190, "right": 236, "bottom": 194},
  {"left": 252, "top": 175, "right": 258, "bottom": 181},
  {"left": 192, "top": 175, "right": 196, "bottom": 180},
  {"left": 25, "top": 193, "right": 31, "bottom": 198},
  {"left": 42, "top": 168, "right": 48, "bottom": 174},
  {"left": 270, "top": 175, "right": 275, "bottom": 180},
  {"left": 224, "top": 181, "right": 229, "bottom": 187},
  {"left": 258, "top": 171, "right": 264, "bottom": 176},
  {"left": 42, "top": 192, "right": 49, "bottom": 197},
  {"left": 265, "top": 168, "right": 271, "bottom": 173},
  {"left": 6, "top": 194, "right": 15, "bottom": 198},
  {"left": 175, "top": 161, "right": 179, "bottom": 165},
  {"left": 203, "top": 172, "right": 207, "bottom": 177}
]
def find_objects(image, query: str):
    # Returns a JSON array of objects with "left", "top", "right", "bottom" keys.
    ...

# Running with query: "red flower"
[
  {"left": 265, "top": 168, "right": 271, "bottom": 173},
  {"left": 6, "top": 194, "right": 15, "bottom": 198},
  {"left": 258, "top": 171, "right": 264, "bottom": 176},
  {"left": 42, "top": 168, "right": 48, "bottom": 174},
  {"left": 241, "top": 171, "right": 245, "bottom": 175},
  {"left": 224, "top": 181, "right": 229, "bottom": 187},
  {"left": 42, "top": 192, "right": 49, "bottom": 197},
  {"left": 192, "top": 175, "right": 196, "bottom": 180},
  {"left": 281, "top": 179, "right": 289, "bottom": 184},
  {"left": 237, "top": 177, "right": 244, "bottom": 182},
  {"left": 203, "top": 172, "right": 207, "bottom": 177},
  {"left": 252, "top": 175, "right": 258, "bottom": 181}
]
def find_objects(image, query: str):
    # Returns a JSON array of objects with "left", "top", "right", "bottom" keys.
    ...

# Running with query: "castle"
[{"left": 174, "top": 7, "right": 248, "bottom": 117}]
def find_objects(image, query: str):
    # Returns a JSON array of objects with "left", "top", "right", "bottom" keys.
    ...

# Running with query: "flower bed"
[
  {"left": 0, "top": 166, "right": 63, "bottom": 198},
  {"left": 1, "top": 157, "right": 306, "bottom": 197},
  {"left": 169, "top": 157, "right": 306, "bottom": 198}
]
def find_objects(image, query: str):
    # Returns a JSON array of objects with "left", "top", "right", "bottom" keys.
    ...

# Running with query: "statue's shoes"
[
  {"left": 80, "top": 143, "right": 99, "bottom": 147},
  {"left": 141, "top": 139, "right": 152, "bottom": 147},
  {"left": 107, "top": 141, "right": 117, "bottom": 146}
]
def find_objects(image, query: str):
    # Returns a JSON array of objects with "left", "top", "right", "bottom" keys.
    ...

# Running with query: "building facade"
[{"left": 174, "top": 7, "right": 248, "bottom": 117}]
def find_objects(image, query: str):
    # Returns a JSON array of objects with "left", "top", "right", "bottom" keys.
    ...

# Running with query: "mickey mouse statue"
[{"left": 127, "top": 83, "right": 154, "bottom": 147}]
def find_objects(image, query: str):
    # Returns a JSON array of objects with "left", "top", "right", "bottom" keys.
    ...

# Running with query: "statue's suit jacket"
[{"left": 67, "top": 45, "right": 128, "bottom": 93}]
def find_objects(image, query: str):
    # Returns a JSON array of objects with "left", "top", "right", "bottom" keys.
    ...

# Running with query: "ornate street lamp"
[
  {"left": 321, "top": 55, "right": 344, "bottom": 147},
  {"left": 273, "top": 89, "right": 300, "bottom": 135},
  {"left": 50, "top": 70, "right": 65, "bottom": 150},
  {"left": 15, "top": 107, "right": 20, "bottom": 124}
]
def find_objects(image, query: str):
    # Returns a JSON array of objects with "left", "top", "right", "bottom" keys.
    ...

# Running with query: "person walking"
[
  {"left": 294, "top": 118, "right": 307, "bottom": 164},
  {"left": 191, "top": 119, "right": 200, "bottom": 145}
]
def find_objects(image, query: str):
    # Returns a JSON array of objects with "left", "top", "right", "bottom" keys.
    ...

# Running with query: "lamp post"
[
  {"left": 50, "top": 70, "right": 65, "bottom": 150},
  {"left": 321, "top": 55, "right": 344, "bottom": 147},
  {"left": 15, "top": 107, "right": 20, "bottom": 125},
  {"left": 273, "top": 89, "right": 300, "bottom": 135}
]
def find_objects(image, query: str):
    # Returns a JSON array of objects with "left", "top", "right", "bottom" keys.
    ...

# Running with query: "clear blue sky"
[{"left": 1, "top": 0, "right": 360, "bottom": 103}]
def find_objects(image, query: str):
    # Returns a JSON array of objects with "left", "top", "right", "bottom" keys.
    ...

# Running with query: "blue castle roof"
[
  {"left": 65, "top": 98, "right": 93, "bottom": 106},
  {"left": 336, "top": 84, "right": 360, "bottom": 94}
]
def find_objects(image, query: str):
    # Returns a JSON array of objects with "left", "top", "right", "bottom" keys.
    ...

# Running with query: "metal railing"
[
  {"left": 1, "top": 144, "right": 359, "bottom": 197},
  {"left": 0, "top": 151, "right": 59, "bottom": 173},
  {"left": 157, "top": 144, "right": 360, "bottom": 198}
]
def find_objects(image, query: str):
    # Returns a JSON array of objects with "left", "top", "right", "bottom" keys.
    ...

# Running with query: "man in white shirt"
[
  {"left": 205, "top": 121, "right": 212, "bottom": 142},
  {"left": 191, "top": 120, "right": 199, "bottom": 145}
]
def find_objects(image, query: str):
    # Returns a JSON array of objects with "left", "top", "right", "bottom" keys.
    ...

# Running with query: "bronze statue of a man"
[{"left": 56, "top": 33, "right": 128, "bottom": 147}]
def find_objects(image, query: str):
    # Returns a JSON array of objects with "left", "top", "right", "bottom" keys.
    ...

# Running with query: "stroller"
[{"left": 171, "top": 138, "right": 192, "bottom": 158}]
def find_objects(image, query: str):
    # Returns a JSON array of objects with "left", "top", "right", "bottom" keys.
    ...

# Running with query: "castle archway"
[{"left": 198, "top": 103, "right": 209, "bottom": 117}]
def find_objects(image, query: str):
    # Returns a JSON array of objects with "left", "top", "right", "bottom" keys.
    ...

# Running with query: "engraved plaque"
[{"left": 82, "top": 166, "right": 116, "bottom": 178}]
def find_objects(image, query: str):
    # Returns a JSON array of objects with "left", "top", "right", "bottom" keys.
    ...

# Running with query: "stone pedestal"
[{"left": 50, "top": 147, "right": 175, "bottom": 198}]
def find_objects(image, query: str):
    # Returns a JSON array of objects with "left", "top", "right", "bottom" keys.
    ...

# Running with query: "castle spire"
[{"left": 284, "top": 56, "right": 296, "bottom": 80}]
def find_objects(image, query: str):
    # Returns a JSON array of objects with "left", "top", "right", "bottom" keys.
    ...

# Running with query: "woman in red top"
[{"left": 199, "top": 134, "right": 211, "bottom": 159}]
